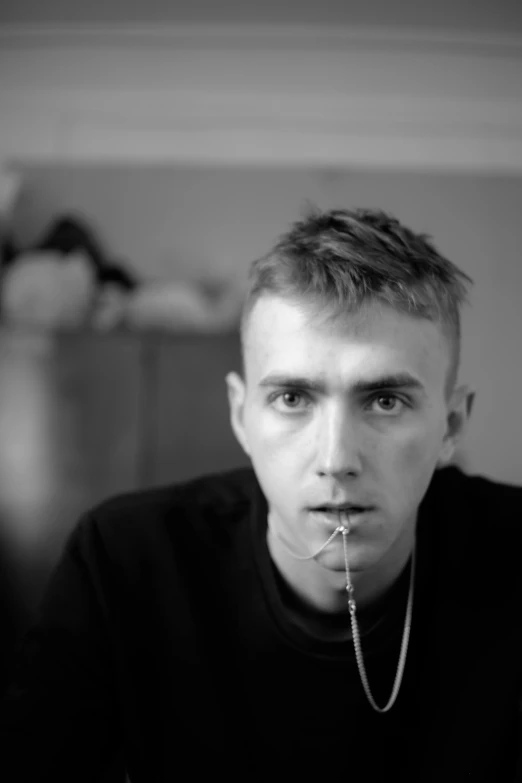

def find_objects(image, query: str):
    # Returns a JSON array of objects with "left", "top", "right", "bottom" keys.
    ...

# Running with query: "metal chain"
[
  {"left": 273, "top": 525, "right": 344, "bottom": 560},
  {"left": 341, "top": 526, "right": 415, "bottom": 713},
  {"left": 272, "top": 519, "right": 415, "bottom": 713}
]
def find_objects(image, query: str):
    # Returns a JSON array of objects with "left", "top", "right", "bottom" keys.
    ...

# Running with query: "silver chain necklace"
[{"left": 272, "top": 519, "right": 415, "bottom": 713}]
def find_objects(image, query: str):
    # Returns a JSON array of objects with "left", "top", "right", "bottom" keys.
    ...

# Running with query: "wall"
[
  {"left": 2, "top": 18, "right": 521, "bottom": 171},
  {"left": 1, "top": 0, "right": 522, "bottom": 34},
  {"left": 8, "top": 164, "right": 522, "bottom": 486}
]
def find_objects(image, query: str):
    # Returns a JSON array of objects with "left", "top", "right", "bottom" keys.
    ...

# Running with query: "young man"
[{"left": 1, "top": 208, "right": 521, "bottom": 782}]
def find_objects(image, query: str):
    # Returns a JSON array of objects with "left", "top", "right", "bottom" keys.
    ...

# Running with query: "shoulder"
[
  {"left": 70, "top": 466, "right": 259, "bottom": 561},
  {"left": 429, "top": 465, "right": 522, "bottom": 516},
  {"left": 423, "top": 465, "right": 522, "bottom": 578}
]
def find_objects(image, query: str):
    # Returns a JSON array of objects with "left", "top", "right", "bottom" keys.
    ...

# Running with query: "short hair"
[{"left": 240, "top": 207, "right": 473, "bottom": 396}]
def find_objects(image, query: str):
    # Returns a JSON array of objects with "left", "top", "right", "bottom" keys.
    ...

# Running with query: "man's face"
[{"left": 227, "top": 295, "right": 469, "bottom": 575}]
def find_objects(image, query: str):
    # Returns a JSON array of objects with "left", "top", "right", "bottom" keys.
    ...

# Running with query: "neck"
[{"left": 266, "top": 524, "right": 415, "bottom": 614}]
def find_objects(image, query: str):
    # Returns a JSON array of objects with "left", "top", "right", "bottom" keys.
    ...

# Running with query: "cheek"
[
  {"left": 385, "top": 410, "right": 445, "bottom": 462},
  {"left": 244, "top": 415, "right": 305, "bottom": 511},
  {"left": 380, "top": 421, "right": 444, "bottom": 502},
  {"left": 244, "top": 407, "right": 298, "bottom": 456},
  {"left": 244, "top": 409, "right": 288, "bottom": 474},
  {"left": 398, "top": 433, "right": 438, "bottom": 466}
]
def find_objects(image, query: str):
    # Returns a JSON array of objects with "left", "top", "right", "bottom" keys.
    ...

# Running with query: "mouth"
[{"left": 309, "top": 505, "right": 374, "bottom": 528}]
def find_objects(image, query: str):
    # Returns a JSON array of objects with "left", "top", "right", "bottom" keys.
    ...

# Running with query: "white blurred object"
[
  {"left": 126, "top": 276, "right": 244, "bottom": 333},
  {"left": 0, "top": 250, "right": 97, "bottom": 330},
  {"left": 91, "top": 285, "right": 129, "bottom": 332}
]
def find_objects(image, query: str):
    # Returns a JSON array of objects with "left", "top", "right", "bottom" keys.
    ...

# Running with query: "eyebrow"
[{"left": 258, "top": 372, "right": 426, "bottom": 396}]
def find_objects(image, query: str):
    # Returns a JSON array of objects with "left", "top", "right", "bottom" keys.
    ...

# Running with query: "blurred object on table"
[
  {"left": 0, "top": 213, "right": 139, "bottom": 333},
  {"left": 125, "top": 272, "right": 245, "bottom": 333}
]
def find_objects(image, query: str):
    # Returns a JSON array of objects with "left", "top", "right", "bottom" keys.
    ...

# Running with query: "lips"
[
  {"left": 311, "top": 504, "right": 372, "bottom": 513},
  {"left": 309, "top": 506, "right": 373, "bottom": 532}
]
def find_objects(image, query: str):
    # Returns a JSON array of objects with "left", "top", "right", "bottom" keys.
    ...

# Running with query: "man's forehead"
[
  {"left": 247, "top": 295, "right": 439, "bottom": 348},
  {"left": 244, "top": 294, "right": 449, "bottom": 388}
]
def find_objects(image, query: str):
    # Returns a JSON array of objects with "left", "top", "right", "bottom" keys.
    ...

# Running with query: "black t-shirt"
[
  {"left": 236, "top": 475, "right": 417, "bottom": 773},
  {"left": 1, "top": 465, "right": 521, "bottom": 782}
]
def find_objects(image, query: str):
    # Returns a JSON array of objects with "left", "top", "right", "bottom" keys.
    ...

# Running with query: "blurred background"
[{"left": 0, "top": 0, "right": 522, "bottom": 686}]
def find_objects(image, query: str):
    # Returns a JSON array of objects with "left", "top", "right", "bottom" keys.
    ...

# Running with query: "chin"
[{"left": 317, "top": 539, "right": 386, "bottom": 575}]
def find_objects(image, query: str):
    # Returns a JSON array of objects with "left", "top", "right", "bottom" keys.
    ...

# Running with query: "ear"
[
  {"left": 437, "top": 384, "right": 476, "bottom": 467},
  {"left": 225, "top": 371, "right": 251, "bottom": 458}
]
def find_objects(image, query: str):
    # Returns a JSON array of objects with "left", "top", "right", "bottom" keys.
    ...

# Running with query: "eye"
[
  {"left": 271, "top": 390, "right": 310, "bottom": 411},
  {"left": 369, "top": 394, "right": 405, "bottom": 414}
]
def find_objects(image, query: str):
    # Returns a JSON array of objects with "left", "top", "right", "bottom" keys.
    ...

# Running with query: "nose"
[{"left": 315, "top": 403, "right": 363, "bottom": 479}]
